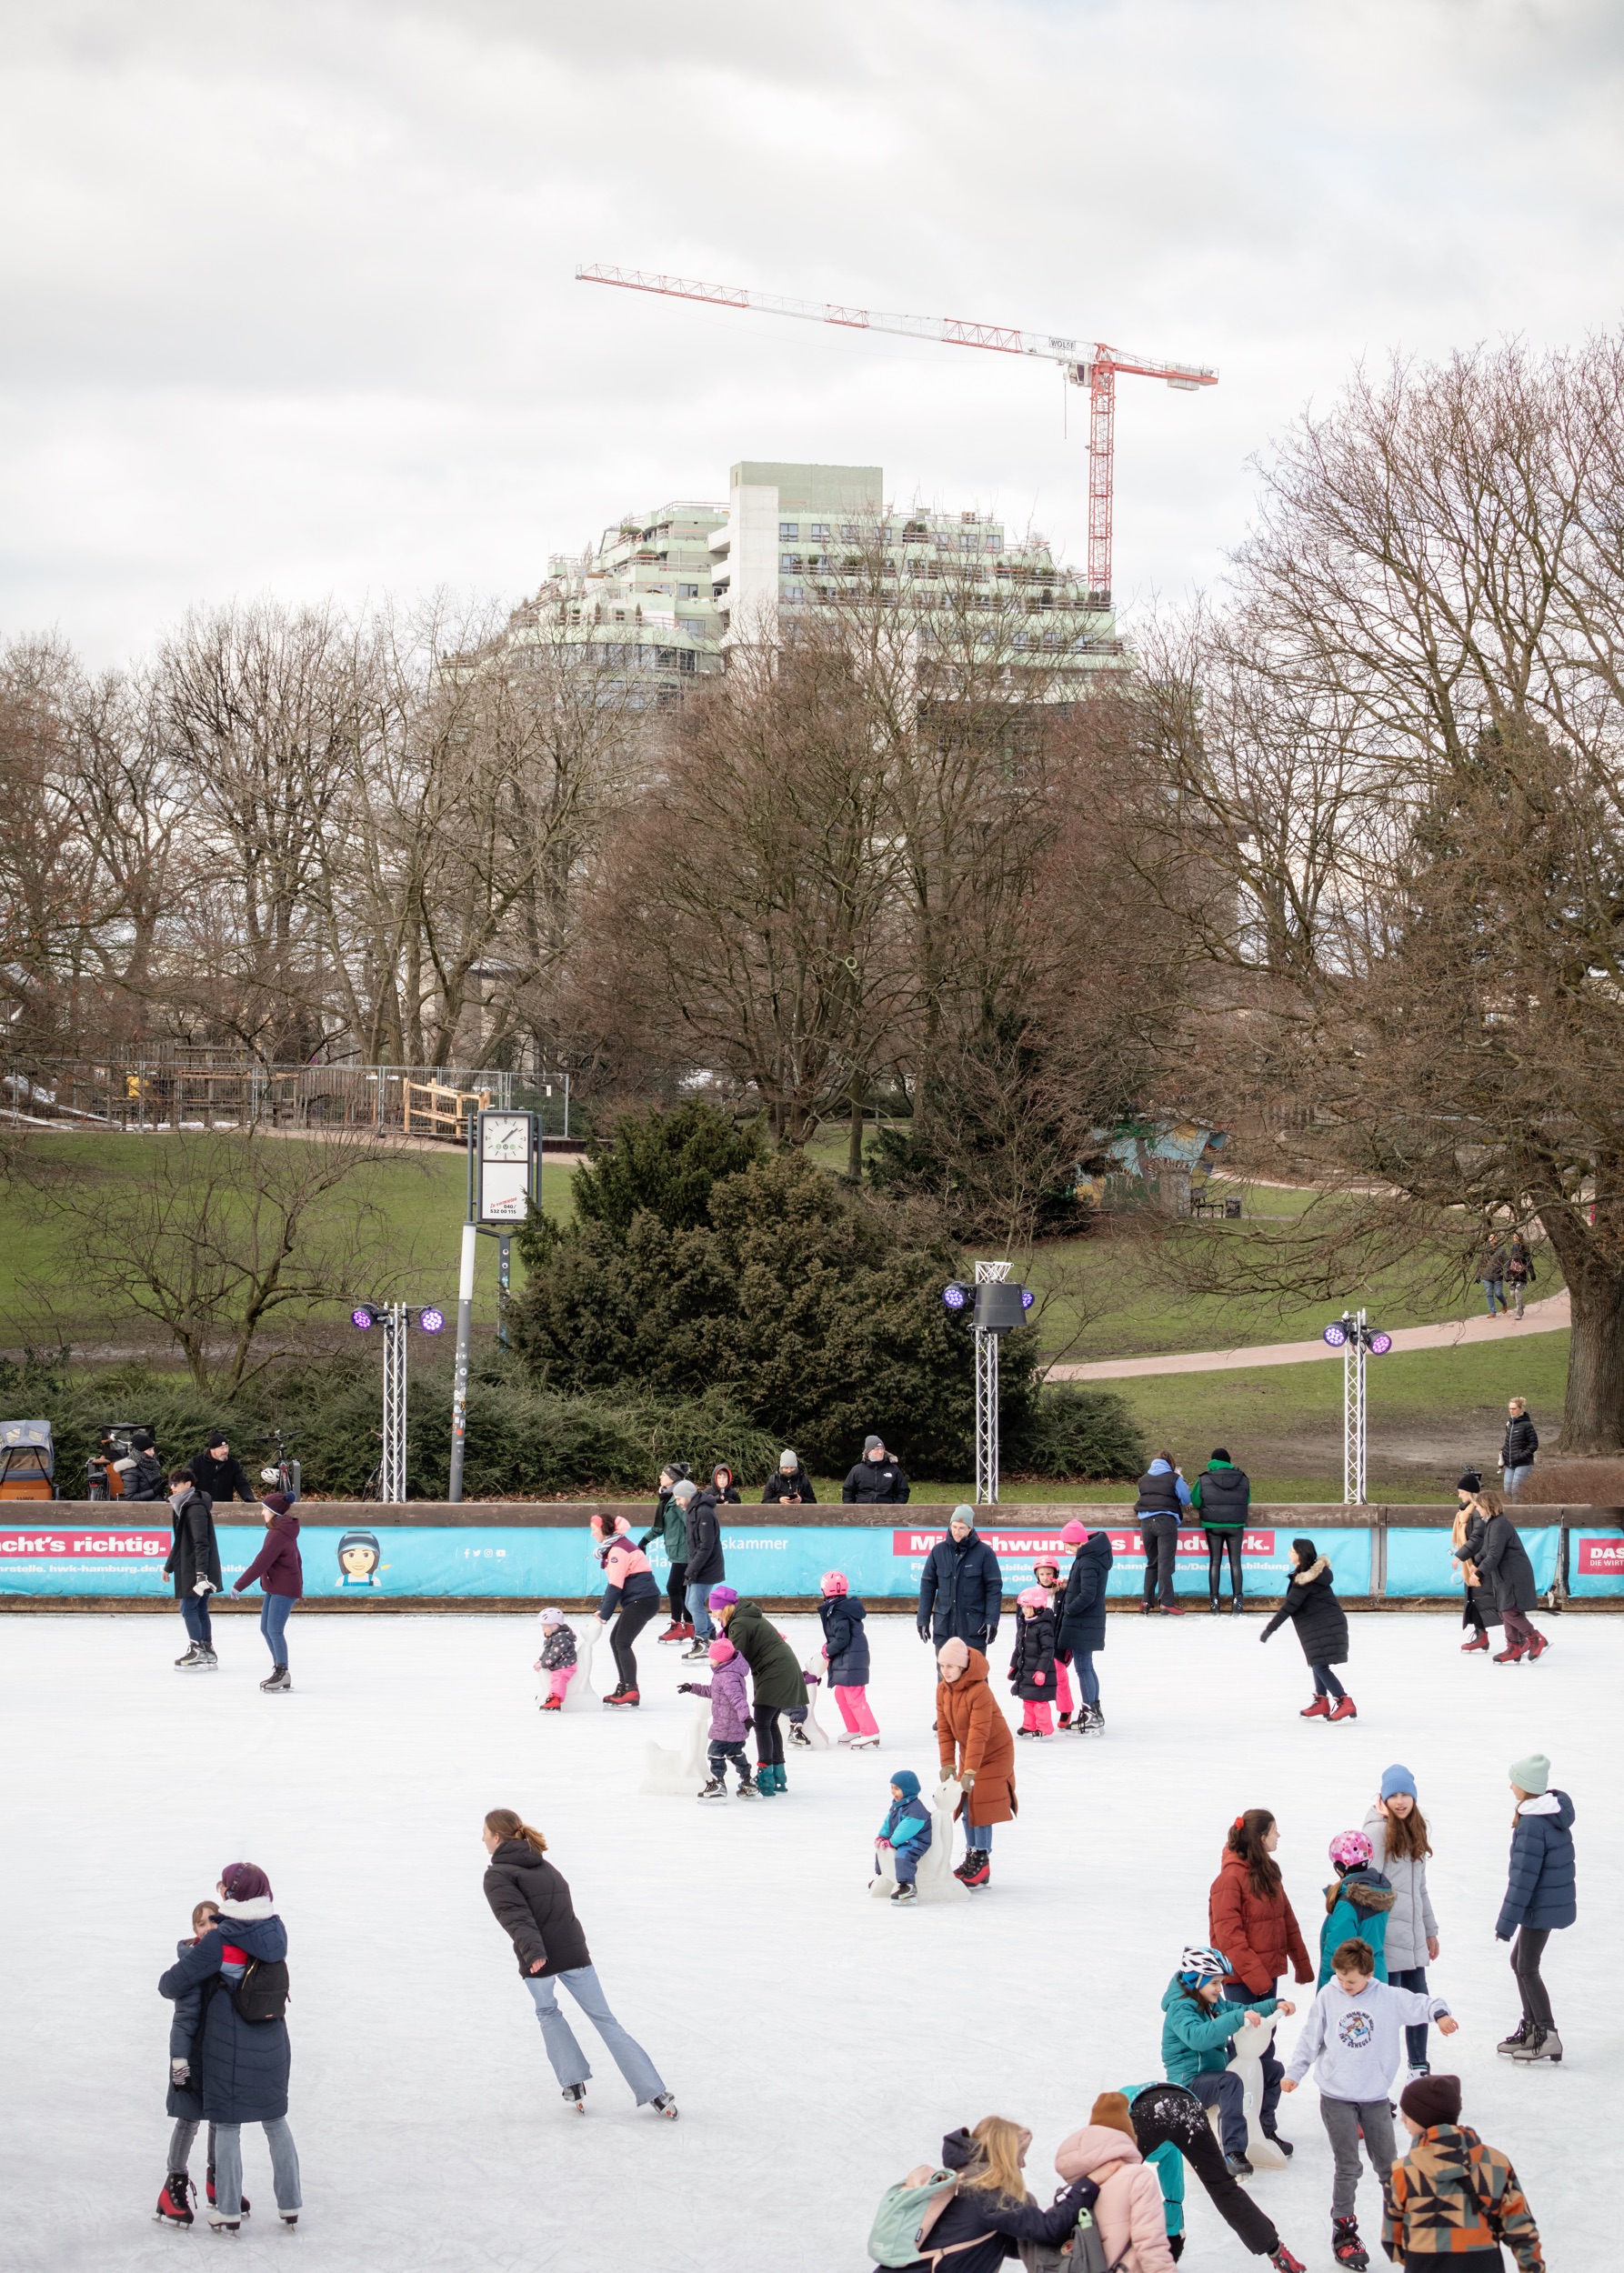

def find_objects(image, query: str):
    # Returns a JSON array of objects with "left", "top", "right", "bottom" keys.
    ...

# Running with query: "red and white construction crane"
[{"left": 576, "top": 263, "right": 1218, "bottom": 606}]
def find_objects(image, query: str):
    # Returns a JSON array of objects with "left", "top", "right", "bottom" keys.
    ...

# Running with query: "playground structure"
[{"left": 0, "top": 1057, "right": 558, "bottom": 1142}]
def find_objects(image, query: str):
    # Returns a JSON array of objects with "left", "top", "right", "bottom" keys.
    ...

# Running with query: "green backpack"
[
  {"left": 1019, "top": 2201, "right": 1128, "bottom": 2273},
  {"left": 867, "top": 2166, "right": 986, "bottom": 2268}
]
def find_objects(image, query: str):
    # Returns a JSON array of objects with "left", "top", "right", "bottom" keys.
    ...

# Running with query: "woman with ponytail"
[
  {"left": 1208, "top": 1810, "right": 1314, "bottom": 2153},
  {"left": 480, "top": 1808, "right": 677, "bottom": 2119}
]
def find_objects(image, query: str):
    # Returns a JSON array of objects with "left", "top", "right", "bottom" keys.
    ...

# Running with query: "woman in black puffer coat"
[
  {"left": 157, "top": 1863, "right": 300, "bottom": 2231},
  {"left": 1259, "top": 1537, "right": 1355, "bottom": 1722}
]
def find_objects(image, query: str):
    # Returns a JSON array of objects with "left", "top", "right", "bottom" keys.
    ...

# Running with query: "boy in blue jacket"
[
  {"left": 874, "top": 1769, "right": 932, "bottom": 1906},
  {"left": 1160, "top": 1947, "right": 1295, "bottom": 2178}
]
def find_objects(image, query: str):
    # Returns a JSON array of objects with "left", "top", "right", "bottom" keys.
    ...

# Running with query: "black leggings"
[
  {"left": 666, "top": 1560, "right": 687, "bottom": 1622},
  {"left": 754, "top": 1705, "right": 785, "bottom": 1767},
  {"left": 1311, "top": 1662, "right": 1347, "bottom": 1698},
  {"left": 1207, "top": 1533, "right": 1242, "bottom": 1602},
  {"left": 1128, "top": 2084, "right": 1278, "bottom": 2258},
  {"left": 609, "top": 1596, "right": 660, "bottom": 1690},
  {"left": 1510, "top": 1927, "right": 1553, "bottom": 2030},
  {"left": 1461, "top": 1587, "right": 1489, "bottom": 1636}
]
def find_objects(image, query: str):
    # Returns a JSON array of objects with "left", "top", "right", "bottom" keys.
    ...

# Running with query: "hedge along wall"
[{"left": 2, "top": 1503, "right": 1620, "bottom": 1607}]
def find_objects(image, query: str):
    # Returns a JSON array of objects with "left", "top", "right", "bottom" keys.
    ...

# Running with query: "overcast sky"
[{"left": 4, "top": 0, "right": 1621, "bottom": 664}]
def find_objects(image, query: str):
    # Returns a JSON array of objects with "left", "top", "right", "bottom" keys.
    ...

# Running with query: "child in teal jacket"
[
  {"left": 1160, "top": 1948, "right": 1291, "bottom": 2174},
  {"left": 874, "top": 1769, "right": 932, "bottom": 1905},
  {"left": 1317, "top": 1831, "right": 1394, "bottom": 1987}
]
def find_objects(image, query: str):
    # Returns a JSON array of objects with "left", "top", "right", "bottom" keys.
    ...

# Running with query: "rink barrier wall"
[{"left": 3, "top": 1500, "right": 1621, "bottom": 1609}]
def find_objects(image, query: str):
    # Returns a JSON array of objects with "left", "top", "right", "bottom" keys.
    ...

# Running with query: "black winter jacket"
[
  {"left": 684, "top": 1489, "right": 727, "bottom": 1587},
  {"left": 1475, "top": 1512, "right": 1539, "bottom": 1614},
  {"left": 1501, "top": 1413, "right": 1539, "bottom": 1467},
  {"left": 872, "top": 2129, "right": 1098, "bottom": 2273},
  {"left": 482, "top": 1840, "right": 592, "bottom": 1978},
  {"left": 163, "top": 1489, "right": 222, "bottom": 1600},
  {"left": 158, "top": 1907, "right": 290, "bottom": 2124},
  {"left": 842, "top": 1457, "right": 910, "bottom": 1504},
  {"left": 165, "top": 1937, "right": 220, "bottom": 2121},
  {"left": 188, "top": 1451, "right": 256, "bottom": 1504},
  {"left": 124, "top": 1450, "right": 167, "bottom": 1501},
  {"left": 918, "top": 1530, "right": 1003, "bottom": 1645},
  {"left": 1008, "top": 1601, "right": 1058, "bottom": 1701},
  {"left": 1260, "top": 1553, "right": 1348, "bottom": 1665},
  {"left": 818, "top": 1592, "right": 870, "bottom": 1685},
  {"left": 1194, "top": 1463, "right": 1250, "bottom": 1530},
  {"left": 1058, "top": 1531, "right": 1113, "bottom": 1657},
  {"left": 1135, "top": 1467, "right": 1184, "bottom": 1517},
  {"left": 761, "top": 1466, "right": 817, "bottom": 1503}
]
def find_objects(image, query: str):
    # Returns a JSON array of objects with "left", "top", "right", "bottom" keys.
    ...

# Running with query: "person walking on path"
[
  {"left": 1135, "top": 1456, "right": 1191, "bottom": 1613},
  {"left": 708, "top": 1589, "right": 807, "bottom": 1793},
  {"left": 1496, "top": 1752, "right": 1575, "bottom": 2065},
  {"left": 1209, "top": 1808, "right": 1314, "bottom": 2150},
  {"left": 761, "top": 1448, "right": 816, "bottom": 1503},
  {"left": 1499, "top": 1398, "right": 1539, "bottom": 1499},
  {"left": 1472, "top": 1492, "right": 1549, "bottom": 1663},
  {"left": 676, "top": 1477, "right": 722, "bottom": 1657},
  {"left": 1259, "top": 1538, "right": 1354, "bottom": 1720},
  {"left": 1479, "top": 1238, "right": 1510, "bottom": 1317},
  {"left": 1362, "top": 1766, "right": 1440, "bottom": 2078},
  {"left": 157, "top": 1863, "right": 301, "bottom": 2232},
  {"left": 590, "top": 1515, "right": 662, "bottom": 1707},
  {"left": 639, "top": 1463, "right": 692, "bottom": 1646},
  {"left": 841, "top": 1433, "right": 910, "bottom": 1503},
  {"left": 1450, "top": 1474, "right": 1499, "bottom": 1654},
  {"left": 187, "top": 1433, "right": 258, "bottom": 1506},
  {"left": 1119, "top": 2083, "right": 1307, "bottom": 2273},
  {"left": 1384, "top": 2074, "right": 1544, "bottom": 2272},
  {"left": 1191, "top": 1450, "right": 1249, "bottom": 1613},
  {"left": 936, "top": 1637, "right": 1017, "bottom": 1890},
  {"left": 1058, "top": 1518, "right": 1111, "bottom": 1736},
  {"left": 163, "top": 1467, "right": 222, "bottom": 1670},
  {"left": 1505, "top": 1236, "right": 1537, "bottom": 1322},
  {"left": 917, "top": 1507, "right": 1003, "bottom": 1652},
  {"left": 230, "top": 1493, "right": 302, "bottom": 1694},
  {"left": 480, "top": 1808, "right": 676, "bottom": 2118}
]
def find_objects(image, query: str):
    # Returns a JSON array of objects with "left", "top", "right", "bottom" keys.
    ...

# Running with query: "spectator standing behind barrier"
[
  {"left": 761, "top": 1448, "right": 816, "bottom": 1503},
  {"left": 188, "top": 1433, "right": 257, "bottom": 1506},
  {"left": 1136, "top": 1457, "right": 1190, "bottom": 1614},
  {"left": 1499, "top": 1398, "right": 1538, "bottom": 1498},
  {"left": 841, "top": 1434, "right": 909, "bottom": 1503},
  {"left": 918, "top": 1507, "right": 1003, "bottom": 1651},
  {"left": 1191, "top": 1450, "right": 1249, "bottom": 1614},
  {"left": 124, "top": 1429, "right": 167, "bottom": 1501}
]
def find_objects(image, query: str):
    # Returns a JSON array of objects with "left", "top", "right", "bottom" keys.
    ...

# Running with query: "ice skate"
[
  {"left": 1525, "top": 1631, "right": 1550, "bottom": 1661},
  {"left": 890, "top": 1879, "right": 917, "bottom": 1904},
  {"left": 650, "top": 2093, "right": 678, "bottom": 2119},
  {"left": 734, "top": 1775, "right": 760, "bottom": 1797},
  {"left": 1331, "top": 2215, "right": 1368, "bottom": 2268},
  {"left": 849, "top": 1733, "right": 880, "bottom": 1748},
  {"left": 277, "top": 2214, "right": 298, "bottom": 2228},
  {"left": 563, "top": 2083, "right": 586, "bottom": 2113},
  {"left": 198, "top": 1649, "right": 219, "bottom": 1669},
  {"left": 1327, "top": 1695, "right": 1357, "bottom": 1721},
  {"left": 1058, "top": 1711, "right": 1073, "bottom": 1728},
  {"left": 1497, "top": 2018, "right": 1531, "bottom": 2056},
  {"left": 697, "top": 1777, "right": 727, "bottom": 1799},
  {"left": 1082, "top": 1703, "right": 1105, "bottom": 1736},
  {"left": 1510, "top": 2026, "right": 1562, "bottom": 2062},
  {"left": 680, "top": 1637, "right": 709, "bottom": 1660},
  {"left": 1492, "top": 1643, "right": 1525, "bottom": 1664},
  {"left": 1406, "top": 2063, "right": 1430, "bottom": 2081},
  {"left": 206, "top": 2209, "right": 242, "bottom": 2234},
  {"left": 540, "top": 1694, "right": 562, "bottom": 1711},
  {"left": 155, "top": 2172, "right": 195, "bottom": 2227},
  {"left": 259, "top": 1664, "right": 290, "bottom": 1693},
  {"left": 174, "top": 1645, "right": 202, "bottom": 1669},
  {"left": 1299, "top": 1695, "right": 1330, "bottom": 1718},
  {"left": 1224, "top": 2153, "right": 1254, "bottom": 2178},
  {"left": 604, "top": 1687, "right": 639, "bottom": 1707},
  {"left": 788, "top": 1721, "right": 812, "bottom": 1747},
  {"left": 656, "top": 1619, "right": 686, "bottom": 1645},
  {"left": 958, "top": 1848, "right": 990, "bottom": 1889},
  {"left": 1268, "top": 2245, "right": 1305, "bottom": 2273},
  {"left": 1460, "top": 1633, "right": 1489, "bottom": 1652},
  {"left": 206, "top": 2169, "right": 248, "bottom": 2215}
]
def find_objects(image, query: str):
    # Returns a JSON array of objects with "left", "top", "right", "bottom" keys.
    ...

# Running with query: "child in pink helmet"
[
  {"left": 1317, "top": 1830, "right": 1395, "bottom": 1986},
  {"left": 678, "top": 1637, "right": 757, "bottom": 1800},
  {"left": 818, "top": 1571, "right": 878, "bottom": 1745},
  {"left": 1033, "top": 1557, "right": 1075, "bottom": 1727},
  {"left": 1009, "top": 1584, "right": 1059, "bottom": 1737}
]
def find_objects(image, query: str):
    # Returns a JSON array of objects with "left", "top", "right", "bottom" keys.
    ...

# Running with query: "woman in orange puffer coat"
[
  {"left": 1054, "top": 2099, "right": 1177, "bottom": 2273},
  {"left": 936, "top": 1638, "right": 1017, "bottom": 1892}
]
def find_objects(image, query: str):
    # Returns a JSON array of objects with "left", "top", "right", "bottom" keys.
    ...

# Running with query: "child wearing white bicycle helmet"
[{"left": 1159, "top": 1947, "right": 1296, "bottom": 2179}]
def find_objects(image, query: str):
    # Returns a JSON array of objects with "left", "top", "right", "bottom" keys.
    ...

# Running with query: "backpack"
[
  {"left": 231, "top": 1958, "right": 290, "bottom": 2023},
  {"left": 868, "top": 2167, "right": 987, "bottom": 2268},
  {"left": 1020, "top": 2202, "right": 1130, "bottom": 2273}
]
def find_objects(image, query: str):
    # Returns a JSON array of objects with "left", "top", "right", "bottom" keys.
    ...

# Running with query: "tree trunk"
[
  {"left": 1551, "top": 1247, "right": 1624, "bottom": 1453},
  {"left": 846, "top": 1092, "right": 864, "bottom": 1184}
]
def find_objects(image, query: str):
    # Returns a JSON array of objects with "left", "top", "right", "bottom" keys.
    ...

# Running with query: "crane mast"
[{"left": 575, "top": 262, "right": 1217, "bottom": 605}]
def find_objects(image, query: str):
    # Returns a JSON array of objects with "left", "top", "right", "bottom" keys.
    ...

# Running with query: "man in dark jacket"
[
  {"left": 680, "top": 1478, "right": 724, "bottom": 1656},
  {"left": 480, "top": 1822, "right": 673, "bottom": 2113},
  {"left": 1191, "top": 1450, "right": 1250, "bottom": 1614},
  {"left": 1500, "top": 1400, "right": 1538, "bottom": 1499},
  {"left": 189, "top": 1435, "right": 257, "bottom": 1506},
  {"left": 164, "top": 1467, "right": 223, "bottom": 1670},
  {"left": 1058, "top": 1522, "right": 1112, "bottom": 1735},
  {"left": 1475, "top": 1504, "right": 1549, "bottom": 1662},
  {"left": 917, "top": 1507, "right": 1002, "bottom": 1650},
  {"left": 123, "top": 1429, "right": 167, "bottom": 1501},
  {"left": 232, "top": 1496, "right": 303, "bottom": 1696},
  {"left": 841, "top": 1434, "right": 909, "bottom": 1503},
  {"left": 761, "top": 1448, "right": 816, "bottom": 1503}
]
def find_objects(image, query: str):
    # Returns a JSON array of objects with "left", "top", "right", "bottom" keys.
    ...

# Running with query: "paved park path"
[{"left": 1048, "top": 1288, "right": 1569, "bottom": 1381}]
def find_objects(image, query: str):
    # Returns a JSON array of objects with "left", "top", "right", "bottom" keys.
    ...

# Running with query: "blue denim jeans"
[
  {"left": 1388, "top": 1964, "right": 1431, "bottom": 2067},
  {"left": 1502, "top": 1464, "right": 1533, "bottom": 1499},
  {"left": 211, "top": 2117, "right": 301, "bottom": 2216},
  {"left": 1071, "top": 1649, "right": 1100, "bottom": 1707},
  {"left": 685, "top": 1580, "right": 716, "bottom": 1641},
  {"left": 1191, "top": 2068, "right": 1247, "bottom": 2158},
  {"left": 180, "top": 1596, "right": 213, "bottom": 1649},
  {"left": 260, "top": 1592, "right": 294, "bottom": 1665},
  {"left": 523, "top": 1965, "right": 666, "bottom": 2104},
  {"left": 1482, "top": 1276, "right": 1508, "bottom": 1314}
]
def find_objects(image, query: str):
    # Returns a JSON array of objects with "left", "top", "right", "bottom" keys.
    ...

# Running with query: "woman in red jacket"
[
  {"left": 1208, "top": 1809, "right": 1314, "bottom": 2153},
  {"left": 232, "top": 1494, "right": 302, "bottom": 1696}
]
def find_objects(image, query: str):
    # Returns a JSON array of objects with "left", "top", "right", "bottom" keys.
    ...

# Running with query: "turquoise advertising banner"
[{"left": 1385, "top": 1526, "right": 1558, "bottom": 1598}]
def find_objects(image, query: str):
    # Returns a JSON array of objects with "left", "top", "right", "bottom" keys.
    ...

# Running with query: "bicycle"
[{"left": 256, "top": 1428, "right": 302, "bottom": 1503}]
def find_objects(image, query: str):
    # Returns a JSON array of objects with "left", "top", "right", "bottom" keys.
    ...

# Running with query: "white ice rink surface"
[{"left": 1, "top": 1607, "right": 1611, "bottom": 2272}]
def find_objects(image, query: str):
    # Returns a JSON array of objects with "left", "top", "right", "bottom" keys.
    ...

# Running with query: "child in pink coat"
[
  {"left": 1055, "top": 2100, "right": 1178, "bottom": 2273},
  {"left": 1034, "top": 1557, "right": 1076, "bottom": 1728}
]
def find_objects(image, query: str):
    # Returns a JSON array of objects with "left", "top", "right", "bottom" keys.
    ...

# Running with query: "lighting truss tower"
[
  {"left": 974, "top": 1260, "right": 1011, "bottom": 1507},
  {"left": 575, "top": 265, "right": 1218, "bottom": 606},
  {"left": 381, "top": 1303, "right": 408, "bottom": 1506},
  {"left": 1343, "top": 1308, "right": 1367, "bottom": 1508}
]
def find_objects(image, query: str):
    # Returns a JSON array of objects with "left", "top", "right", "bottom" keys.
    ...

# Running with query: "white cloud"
[{"left": 2, "top": 0, "right": 1620, "bottom": 660}]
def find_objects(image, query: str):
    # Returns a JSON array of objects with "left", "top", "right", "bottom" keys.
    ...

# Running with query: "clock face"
[{"left": 481, "top": 1114, "right": 529, "bottom": 1161}]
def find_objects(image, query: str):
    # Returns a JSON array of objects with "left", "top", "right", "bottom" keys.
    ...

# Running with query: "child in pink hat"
[
  {"left": 818, "top": 1570, "right": 878, "bottom": 1747},
  {"left": 1033, "top": 1557, "right": 1075, "bottom": 1728},
  {"left": 678, "top": 1638, "right": 757, "bottom": 1799},
  {"left": 1009, "top": 1585, "right": 1059, "bottom": 1737}
]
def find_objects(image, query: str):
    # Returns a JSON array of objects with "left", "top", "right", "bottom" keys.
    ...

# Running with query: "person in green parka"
[
  {"left": 1190, "top": 1449, "right": 1249, "bottom": 1615},
  {"left": 709, "top": 1589, "right": 807, "bottom": 1796}
]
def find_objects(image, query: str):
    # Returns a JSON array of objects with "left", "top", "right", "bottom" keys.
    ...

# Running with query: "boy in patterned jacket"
[{"left": 1382, "top": 2074, "right": 1542, "bottom": 2270}]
